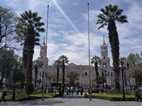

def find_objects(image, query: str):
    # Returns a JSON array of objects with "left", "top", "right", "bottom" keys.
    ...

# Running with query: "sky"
[{"left": 0, "top": 0, "right": 142, "bottom": 65}]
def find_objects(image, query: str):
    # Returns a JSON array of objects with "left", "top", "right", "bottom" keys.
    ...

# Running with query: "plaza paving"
[{"left": 0, "top": 98, "right": 142, "bottom": 106}]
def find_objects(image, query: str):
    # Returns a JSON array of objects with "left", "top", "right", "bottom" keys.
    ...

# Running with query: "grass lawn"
[
  {"left": 85, "top": 92, "right": 136, "bottom": 101},
  {"left": 0, "top": 90, "right": 57, "bottom": 101}
]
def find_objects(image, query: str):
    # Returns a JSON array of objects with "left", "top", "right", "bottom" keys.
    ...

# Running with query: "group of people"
[{"left": 65, "top": 87, "right": 84, "bottom": 96}]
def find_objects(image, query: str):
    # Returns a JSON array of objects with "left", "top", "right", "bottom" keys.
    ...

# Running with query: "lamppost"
[{"left": 120, "top": 58, "right": 126, "bottom": 101}]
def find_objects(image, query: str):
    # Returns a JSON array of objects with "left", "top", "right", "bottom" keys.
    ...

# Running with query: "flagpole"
[
  {"left": 46, "top": 5, "right": 49, "bottom": 46},
  {"left": 88, "top": 2, "right": 92, "bottom": 101},
  {"left": 42, "top": 4, "right": 50, "bottom": 101}
]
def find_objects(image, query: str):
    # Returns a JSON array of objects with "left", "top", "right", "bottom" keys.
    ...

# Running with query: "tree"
[
  {"left": 54, "top": 60, "right": 60, "bottom": 88},
  {"left": 58, "top": 55, "right": 69, "bottom": 96},
  {"left": 91, "top": 56, "right": 101, "bottom": 89},
  {"left": 127, "top": 53, "right": 142, "bottom": 88},
  {"left": 96, "top": 4, "right": 128, "bottom": 90},
  {"left": 0, "top": 48, "right": 14, "bottom": 88},
  {"left": 0, "top": 6, "right": 16, "bottom": 48},
  {"left": 16, "top": 10, "right": 45, "bottom": 95},
  {"left": 67, "top": 71, "right": 79, "bottom": 87},
  {"left": 0, "top": 48, "right": 24, "bottom": 101},
  {"left": 0, "top": 48, "right": 24, "bottom": 88},
  {"left": 11, "top": 56, "right": 24, "bottom": 101},
  {"left": 135, "top": 64, "right": 142, "bottom": 86}
]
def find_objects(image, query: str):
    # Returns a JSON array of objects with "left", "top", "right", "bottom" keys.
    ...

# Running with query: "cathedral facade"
[
  {"left": 32, "top": 38, "right": 49, "bottom": 89},
  {"left": 33, "top": 38, "right": 116, "bottom": 90},
  {"left": 99, "top": 39, "right": 114, "bottom": 88},
  {"left": 32, "top": 35, "right": 137, "bottom": 92}
]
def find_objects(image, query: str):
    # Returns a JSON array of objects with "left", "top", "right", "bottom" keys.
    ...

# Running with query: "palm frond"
[
  {"left": 32, "top": 12, "right": 38, "bottom": 18},
  {"left": 101, "top": 8, "right": 109, "bottom": 16},
  {"left": 35, "top": 42, "right": 40, "bottom": 45},
  {"left": 16, "top": 10, "right": 45, "bottom": 46},
  {"left": 97, "top": 4, "right": 127, "bottom": 26},
  {"left": 96, "top": 19, "right": 104, "bottom": 25},
  {"left": 117, "top": 15, "right": 128, "bottom": 23},
  {"left": 36, "top": 27, "right": 45, "bottom": 32},
  {"left": 34, "top": 16, "right": 42, "bottom": 22},
  {"left": 35, "top": 22, "right": 44, "bottom": 27},
  {"left": 34, "top": 38, "right": 40, "bottom": 42},
  {"left": 98, "top": 23, "right": 107, "bottom": 29},
  {"left": 105, "top": 5, "right": 109, "bottom": 13},
  {"left": 112, "top": 5, "right": 118, "bottom": 13},
  {"left": 116, "top": 9, "right": 123, "bottom": 16}
]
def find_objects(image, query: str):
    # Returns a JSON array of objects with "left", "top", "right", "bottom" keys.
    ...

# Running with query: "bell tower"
[
  {"left": 101, "top": 37, "right": 108, "bottom": 59},
  {"left": 40, "top": 36, "right": 48, "bottom": 65},
  {"left": 100, "top": 36, "right": 112, "bottom": 87}
]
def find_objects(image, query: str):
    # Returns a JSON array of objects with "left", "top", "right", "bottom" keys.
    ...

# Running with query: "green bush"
[
  {"left": 84, "top": 92, "right": 135, "bottom": 101},
  {"left": 25, "top": 84, "right": 34, "bottom": 95}
]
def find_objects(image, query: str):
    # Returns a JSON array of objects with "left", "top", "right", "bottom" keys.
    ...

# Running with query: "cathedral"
[
  {"left": 100, "top": 38, "right": 114, "bottom": 88},
  {"left": 33, "top": 38, "right": 49, "bottom": 89},
  {"left": 33, "top": 37, "right": 116, "bottom": 90}
]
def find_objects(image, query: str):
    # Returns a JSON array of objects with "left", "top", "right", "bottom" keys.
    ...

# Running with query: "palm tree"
[
  {"left": 96, "top": 4, "right": 128, "bottom": 90},
  {"left": 16, "top": 10, "right": 45, "bottom": 94},
  {"left": 54, "top": 60, "right": 60, "bottom": 88},
  {"left": 91, "top": 56, "right": 100, "bottom": 90},
  {"left": 58, "top": 55, "right": 69, "bottom": 96}
]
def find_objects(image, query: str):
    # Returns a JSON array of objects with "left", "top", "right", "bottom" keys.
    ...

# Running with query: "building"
[
  {"left": 33, "top": 37, "right": 136, "bottom": 91},
  {"left": 100, "top": 38, "right": 114, "bottom": 88},
  {"left": 32, "top": 38, "right": 49, "bottom": 89}
]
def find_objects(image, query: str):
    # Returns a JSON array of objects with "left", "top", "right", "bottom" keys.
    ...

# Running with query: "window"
[{"left": 85, "top": 72, "right": 88, "bottom": 76}]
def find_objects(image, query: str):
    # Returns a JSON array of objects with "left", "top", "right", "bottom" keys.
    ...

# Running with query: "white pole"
[
  {"left": 88, "top": 2, "right": 92, "bottom": 101},
  {"left": 46, "top": 5, "right": 49, "bottom": 46}
]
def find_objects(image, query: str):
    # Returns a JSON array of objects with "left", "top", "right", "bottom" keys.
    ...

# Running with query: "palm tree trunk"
[
  {"left": 0, "top": 74, "right": 4, "bottom": 88},
  {"left": 95, "top": 62, "right": 99, "bottom": 89},
  {"left": 108, "top": 20, "right": 120, "bottom": 90},
  {"left": 62, "top": 64, "right": 65, "bottom": 96},
  {"left": 34, "top": 66, "right": 38, "bottom": 88},
  {"left": 56, "top": 65, "right": 59, "bottom": 87},
  {"left": 24, "top": 29, "right": 35, "bottom": 95},
  {"left": 23, "top": 36, "right": 29, "bottom": 88},
  {"left": 26, "top": 50, "right": 34, "bottom": 95},
  {"left": 0, "top": 16, "right": 2, "bottom": 43}
]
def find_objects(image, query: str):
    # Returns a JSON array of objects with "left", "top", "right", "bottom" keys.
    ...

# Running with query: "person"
[
  {"left": 76, "top": 87, "right": 79, "bottom": 95},
  {"left": 80, "top": 87, "right": 84, "bottom": 96},
  {"left": 66, "top": 87, "right": 69, "bottom": 95},
  {"left": 71, "top": 87, "right": 73, "bottom": 96}
]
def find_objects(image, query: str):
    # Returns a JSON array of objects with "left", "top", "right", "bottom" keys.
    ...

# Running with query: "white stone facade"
[
  {"left": 33, "top": 37, "right": 135, "bottom": 91},
  {"left": 32, "top": 39, "right": 49, "bottom": 89}
]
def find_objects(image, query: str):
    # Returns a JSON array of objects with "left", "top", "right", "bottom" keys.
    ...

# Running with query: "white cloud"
[
  {"left": 48, "top": 32, "right": 103, "bottom": 64},
  {"left": 2, "top": 0, "right": 142, "bottom": 65}
]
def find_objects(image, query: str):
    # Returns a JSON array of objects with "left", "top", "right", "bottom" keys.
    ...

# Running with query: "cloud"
[
  {"left": 83, "top": 1, "right": 142, "bottom": 58},
  {"left": 1, "top": 0, "right": 142, "bottom": 65},
  {"left": 48, "top": 32, "right": 103, "bottom": 64},
  {"left": 117, "top": 2, "right": 142, "bottom": 56}
]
